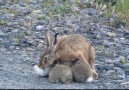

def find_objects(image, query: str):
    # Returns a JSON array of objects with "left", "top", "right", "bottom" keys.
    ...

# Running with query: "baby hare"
[
  {"left": 72, "top": 60, "right": 96, "bottom": 83},
  {"left": 48, "top": 64, "right": 73, "bottom": 84},
  {"left": 34, "top": 31, "right": 98, "bottom": 78}
]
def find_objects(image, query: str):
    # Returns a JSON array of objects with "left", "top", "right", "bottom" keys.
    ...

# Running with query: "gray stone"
[
  {"left": 0, "top": 31, "right": 5, "bottom": 36},
  {"left": 96, "top": 64, "right": 114, "bottom": 71},
  {"left": 27, "top": 40, "right": 37, "bottom": 46},
  {"left": 9, "top": 45, "right": 15, "bottom": 49},
  {"left": 124, "top": 69, "right": 129, "bottom": 75},
  {"left": 12, "top": 29, "right": 19, "bottom": 33},
  {"left": 80, "top": 8, "right": 98, "bottom": 16},
  {"left": 114, "top": 67, "right": 125, "bottom": 80},
  {"left": 35, "top": 25, "right": 44, "bottom": 31},
  {"left": 123, "top": 64, "right": 129, "bottom": 69},
  {"left": 105, "top": 58, "right": 113, "bottom": 64}
]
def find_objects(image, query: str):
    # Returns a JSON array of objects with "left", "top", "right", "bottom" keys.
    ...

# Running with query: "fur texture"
[
  {"left": 33, "top": 65, "right": 51, "bottom": 76},
  {"left": 48, "top": 64, "right": 73, "bottom": 84},
  {"left": 72, "top": 60, "right": 94, "bottom": 83}
]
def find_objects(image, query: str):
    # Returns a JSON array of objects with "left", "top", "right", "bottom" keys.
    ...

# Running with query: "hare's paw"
[
  {"left": 33, "top": 65, "right": 48, "bottom": 76},
  {"left": 93, "top": 70, "right": 98, "bottom": 79},
  {"left": 86, "top": 77, "right": 93, "bottom": 82}
]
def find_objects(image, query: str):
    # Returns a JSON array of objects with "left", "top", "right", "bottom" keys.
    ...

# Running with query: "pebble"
[
  {"left": 0, "top": 31, "right": 5, "bottom": 36},
  {"left": 114, "top": 67, "right": 125, "bottom": 80},
  {"left": 107, "top": 32, "right": 116, "bottom": 37},
  {"left": 35, "top": 25, "right": 44, "bottom": 31},
  {"left": 37, "top": 43, "right": 43, "bottom": 48}
]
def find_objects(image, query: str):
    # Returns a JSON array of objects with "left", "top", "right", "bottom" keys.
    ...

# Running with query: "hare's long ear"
[
  {"left": 51, "top": 32, "right": 59, "bottom": 49},
  {"left": 45, "top": 31, "right": 50, "bottom": 47},
  {"left": 53, "top": 33, "right": 59, "bottom": 45}
]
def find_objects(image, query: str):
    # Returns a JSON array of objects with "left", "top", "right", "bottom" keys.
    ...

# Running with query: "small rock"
[
  {"left": 27, "top": 40, "right": 37, "bottom": 46},
  {"left": 126, "top": 76, "right": 129, "bottom": 81},
  {"left": 35, "top": 25, "right": 44, "bottom": 31},
  {"left": 30, "top": 10, "right": 42, "bottom": 18},
  {"left": 114, "top": 67, "right": 125, "bottom": 80},
  {"left": 80, "top": 8, "right": 98, "bottom": 16},
  {"left": 37, "top": 43, "right": 43, "bottom": 48},
  {"left": 124, "top": 31, "right": 129, "bottom": 38},
  {"left": 12, "top": 29, "right": 19, "bottom": 33},
  {"left": 15, "top": 46, "right": 20, "bottom": 49},
  {"left": 96, "top": 64, "right": 114, "bottom": 71},
  {"left": 124, "top": 69, "right": 129, "bottom": 75},
  {"left": 38, "top": 40, "right": 44, "bottom": 43},
  {"left": 120, "top": 38, "right": 125, "bottom": 40},
  {"left": 0, "top": 31, "right": 5, "bottom": 36},
  {"left": 110, "top": 16, "right": 121, "bottom": 28},
  {"left": 0, "top": 38, "right": 3, "bottom": 41},
  {"left": 123, "top": 63, "right": 129, "bottom": 69},
  {"left": 105, "top": 58, "right": 113, "bottom": 64},
  {"left": 9, "top": 45, "right": 15, "bottom": 49},
  {"left": 114, "top": 62, "right": 124, "bottom": 69},
  {"left": 107, "top": 70, "right": 115, "bottom": 75},
  {"left": 2, "top": 40, "right": 11, "bottom": 47},
  {"left": 101, "top": 4, "right": 107, "bottom": 11},
  {"left": 107, "top": 32, "right": 116, "bottom": 37},
  {"left": 26, "top": 47, "right": 35, "bottom": 51}
]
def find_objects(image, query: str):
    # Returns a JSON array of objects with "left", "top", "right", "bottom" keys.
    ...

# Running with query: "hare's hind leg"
[
  {"left": 92, "top": 66, "right": 98, "bottom": 79},
  {"left": 77, "top": 51, "right": 91, "bottom": 69},
  {"left": 89, "top": 47, "right": 98, "bottom": 79},
  {"left": 90, "top": 59, "right": 98, "bottom": 79}
]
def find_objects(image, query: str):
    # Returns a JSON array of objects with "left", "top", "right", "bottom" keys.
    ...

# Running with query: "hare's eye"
[{"left": 44, "top": 56, "right": 48, "bottom": 63}]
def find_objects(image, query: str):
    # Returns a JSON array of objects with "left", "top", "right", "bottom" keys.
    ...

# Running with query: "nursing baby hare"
[
  {"left": 34, "top": 31, "right": 98, "bottom": 79},
  {"left": 72, "top": 60, "right": 97, "bottom": 83},
  {"left": 48, "top": 64, "right": 73, "bottom": 84}
]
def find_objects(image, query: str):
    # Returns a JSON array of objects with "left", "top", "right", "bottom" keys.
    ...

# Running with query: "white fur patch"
[
  {"left": 33, "top": 65, "right": 51, "bottom": 76},
  {"left": 86, "top": 77, "right": 94, "bottom": 82}
]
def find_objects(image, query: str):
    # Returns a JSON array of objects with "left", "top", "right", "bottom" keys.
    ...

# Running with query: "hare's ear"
[
  {"left": 53, "top": 33, "right": 59, "bottom": 45},
  {"left": 45, "top": 31, "right": 50, "bottom": 47},
  {"left": 51, "top": 32, "right": 59, "bottom": 50}
]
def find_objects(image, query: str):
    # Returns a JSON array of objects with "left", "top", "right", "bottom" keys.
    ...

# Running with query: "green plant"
[
  {"left": 120, "top": 56, "right": 126, "bottom": 64},
  {"left": 105, "top": 10, "right": 112, "bottom": 19},
  {"left": 15, "top": 38, "right": 20, "bottom": 43},
  {"left": 24, "top": 0, "right": 32, "bottom": 4},
  {"left": 0, "top": 20, "right": 7, "bottom": 25},
  {"left": 96, "top": 45, "right": 105, "bottom": 51},
  {"left": 17, "top": 32, "right": 26, "bottom": 39}
]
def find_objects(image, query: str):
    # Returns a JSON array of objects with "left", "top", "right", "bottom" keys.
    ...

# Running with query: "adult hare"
[{"left": 34, "top": 31, "right": 98, "bottom": 78}]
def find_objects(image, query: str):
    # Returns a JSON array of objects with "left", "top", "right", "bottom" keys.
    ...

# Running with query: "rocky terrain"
[{"left": 0, "top": 0, "right": 129, "bottom": 89}]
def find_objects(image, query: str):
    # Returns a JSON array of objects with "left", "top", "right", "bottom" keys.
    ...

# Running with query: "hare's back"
[{"left": 65, "top": 34, "right": 87, "bottom": 44}]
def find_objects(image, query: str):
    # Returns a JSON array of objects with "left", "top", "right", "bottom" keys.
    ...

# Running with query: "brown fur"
[
  {"left": 37, "top": 32, "right": 98, "bottom": 78},
  {"left": 48, "top": 64, "right": 73, "bottom": 84},
  {"left": 53, "top": 34, "right": 97, "bottom": 76},
  {"left": 72, "top": 60, "right": 93, "bottom": 83}
]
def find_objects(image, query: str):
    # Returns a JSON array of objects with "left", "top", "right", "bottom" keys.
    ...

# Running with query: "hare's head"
[{"left": 38, "top": 31, "right": 59, "bottom": 69}]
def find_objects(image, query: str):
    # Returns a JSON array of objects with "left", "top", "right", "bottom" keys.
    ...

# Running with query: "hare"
[
  {"left": 72, "top": 60, "right": 96, "bottom": 83},
  {"left": 34, "top": 31, "right": 98, "bottom": 78},
  {"left": 48, "top": 64, "right": 73, "bottom": 84}
]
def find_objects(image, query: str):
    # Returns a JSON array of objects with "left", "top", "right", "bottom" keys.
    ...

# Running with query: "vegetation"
[
  {"left": 0, "top": 20, "right": 7, "bottom": 25},
  {"left": 41, "top": 0, "right": 129, "bottom": 27},
  {"left": 120, "top": 56, "right": 126, "bottom": 65}
]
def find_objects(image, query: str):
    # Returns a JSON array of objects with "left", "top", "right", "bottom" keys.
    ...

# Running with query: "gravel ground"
[
  {"left": 0, "top": 0, "right": 129, "bottom": 89},
  {"left": 0, "top": 47, "right": 128, "bottom": 89}
]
